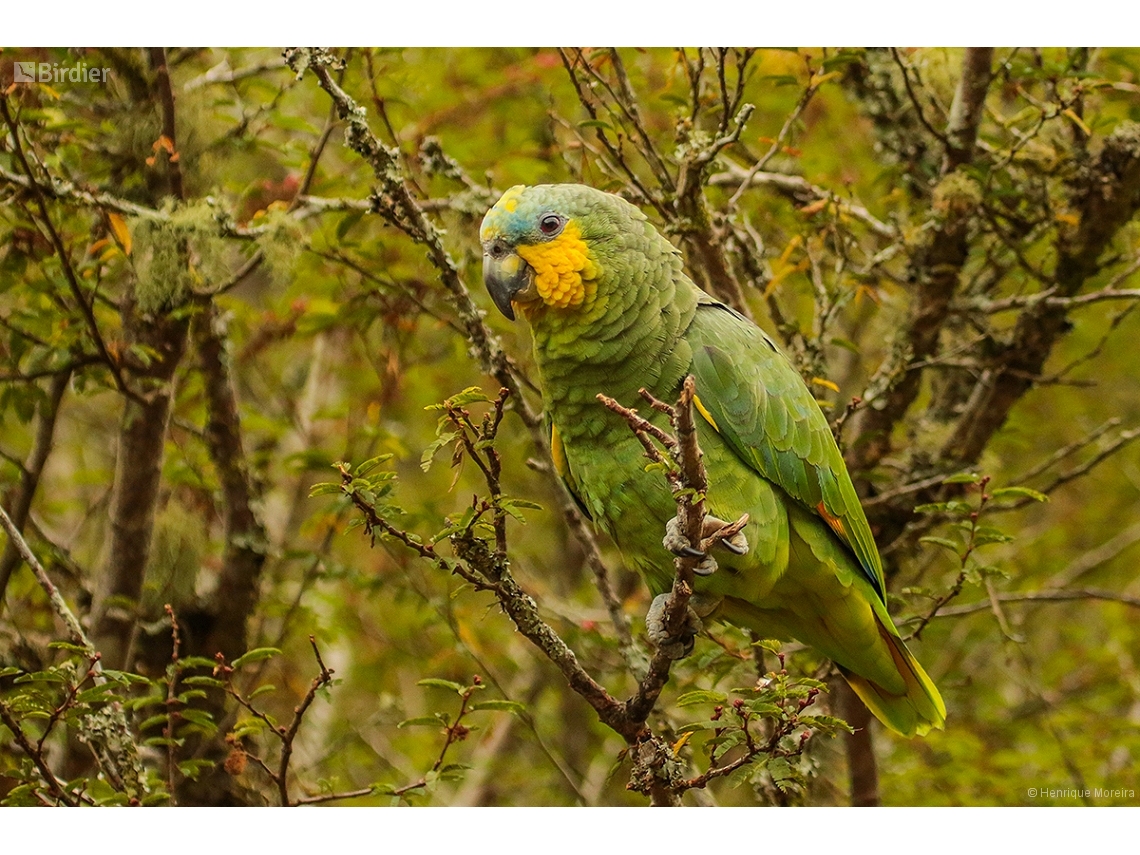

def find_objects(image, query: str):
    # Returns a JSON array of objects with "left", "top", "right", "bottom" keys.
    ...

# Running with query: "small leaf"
[
  {"left": 417, "top": 677, "right": 465, "bottom": 693},
  {"left": 335, "top": 211, "right": 365, "bottom": 241},
  {"left": 676, "top": 690, "right": 728, "bottom": 707},
  {"left": 139, "top": 713, "right": 169, "bottom": 732},
  {"left": 75, "top": 684, "right": 120, "bottom": 704},
  {"left": 107, "top": 212, "right": 132, "bottom": 255},
  {"left": 445, "top": 387, "right": 492, "bottom": 408},
  {"left": 751, "top": 638, "right": 784, "bottom": 654},
  {"left": 181, "top": 676, "right": 224, "bottom": 688},
  {"left": 177, "top": 657, "right": 218, "bottom": 670},
  {"left": 990, "top": 486, "right": 1048, "bottom": 503},
  {"left": 230, "top": 647, "right": 282, "bottom": 669},
  {"left": 179, "top": 709, "right": 217, "bottom": 730},
  {"left": 471, "top": 699, "right": 526, "bottom": 715},
  {"left": 398, "top": 715, "right": 446, "bottom": 729},
  {"left": 355, "top": 454, "right": 393, "bottom": 477},
  {"left": 919, "top": 536, "right": 960, "bottom": 554},
  {"left": 943, "top": 472, "right": 983, "bottom": 484},
  {"left": 46, "top": 641, "right": 89, "bottom": 652},
  {"left": 99, "top": 669, "right": 153, "bottom": 685}
]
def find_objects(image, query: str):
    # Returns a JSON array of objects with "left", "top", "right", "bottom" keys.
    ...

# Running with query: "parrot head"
[{"left": 480, "top": 184, "right": 648, "bottom": 321}]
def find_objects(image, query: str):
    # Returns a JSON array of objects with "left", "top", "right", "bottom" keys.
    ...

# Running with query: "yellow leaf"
[
  {"left": 107, "top": 212, "right": 132, "bottom": 256},
  {"left": 672, "top": 732, "right": 694, "bottom": 755},
  {"left": 799, "top": 198, "right": 829, "bottom": 216},
  {"left": 811, "top": 377, "right": 840, "bottom": 393},
  {"left": 810, "top": 70, "right": 843, "bottom": 88},
  {"left": 1062, "top": 108, "right": 1091, "bottom": 138}
]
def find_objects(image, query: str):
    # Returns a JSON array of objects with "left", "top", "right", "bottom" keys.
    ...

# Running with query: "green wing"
[{"left": 686, "top": 297, "right": 886, "bottom": 601}]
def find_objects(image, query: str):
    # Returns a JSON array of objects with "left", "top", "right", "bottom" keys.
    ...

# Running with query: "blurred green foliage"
[{"left": 0, "top": 46, "right": 1138, "bottom": 806}]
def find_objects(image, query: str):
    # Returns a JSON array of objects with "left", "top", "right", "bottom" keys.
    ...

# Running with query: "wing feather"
[{"left": 686, "top": 299, "right": 886, "bottom": 601}]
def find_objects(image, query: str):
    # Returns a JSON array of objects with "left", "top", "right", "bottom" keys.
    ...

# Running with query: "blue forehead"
[{"left": 480, "top": 185, "right": 547, "bottom": 243}]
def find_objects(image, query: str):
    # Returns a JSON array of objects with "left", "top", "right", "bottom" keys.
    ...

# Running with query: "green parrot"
[{"left": 480, "top": 183, "right": 945, "bottom": 737}]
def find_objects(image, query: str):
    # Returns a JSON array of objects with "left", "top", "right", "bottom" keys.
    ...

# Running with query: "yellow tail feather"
[{"left": 840, "top": 621, "right": 946, "bottom": 737}]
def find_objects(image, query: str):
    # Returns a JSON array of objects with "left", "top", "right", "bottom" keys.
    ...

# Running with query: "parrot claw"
[
  {"left": 646, "top": 593, "right": 700, "bottom": 659},
  {"left": 663, "top": 513, "right": 750, "bottom": 575},
  {"left": 645, "top": 593, "right": 723, "bottom": 659}
]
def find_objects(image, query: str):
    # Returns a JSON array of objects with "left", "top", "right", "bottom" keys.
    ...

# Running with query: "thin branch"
[
  {"left": 0, "top": 369, "right": 70, "bottom": 603},
  {"left": 943, "top": 48, "right": 996, "bottom": 174},
  {"left": 711, "top": 165, "right": 895, "bottom": 239},
  {"left": 277, "top": 637, "right": 334, "bottom": 806},
  {"left": 927, "top": 587, "right": 1140, "bottom": 618},
  {"left": 0, "top": 700, "right": 77, "bottom": 805},
  {"left": 183, "top": 56, "right": 288, "bottom": 91},
  {"left": 147, "top": 47, "right": 185, "bottom": 201},
  {"left": 0, "top": 504, "right": 94, "bottom": 652},
  {"left": 889, "top": 48, "right": 951, "bottom": 147},
  {"left": 1, "top": 97, "right": 134, "bottom": 399},
  {"left": 728, "top": 69, "right": 823, "bottom": 209}
]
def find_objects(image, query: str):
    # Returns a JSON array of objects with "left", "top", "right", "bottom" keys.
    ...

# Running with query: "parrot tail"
[{"left": 839, "top": 619, "right": 946, "bottom": 738}]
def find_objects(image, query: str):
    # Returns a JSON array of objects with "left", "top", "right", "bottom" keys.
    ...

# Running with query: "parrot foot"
[
  {"left": 645, "top": 592, "right": 722, "bottom": 659},
  {"left": 662, "top": 513, "right": 750, "bottom": 577}
]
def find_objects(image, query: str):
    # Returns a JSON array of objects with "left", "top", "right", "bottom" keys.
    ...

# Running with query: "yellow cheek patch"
[{"left": 516, "top": 220, "right": 598, "bottom": 310}]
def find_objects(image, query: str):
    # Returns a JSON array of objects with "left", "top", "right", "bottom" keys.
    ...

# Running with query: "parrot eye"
[{"left": 538, "top": 213, "right": 564, "bottom": 237}]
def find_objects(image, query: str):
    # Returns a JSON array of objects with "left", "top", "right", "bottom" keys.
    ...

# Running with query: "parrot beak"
[{"left": 483, "top": 240, "right": 536, "bottom": 321}]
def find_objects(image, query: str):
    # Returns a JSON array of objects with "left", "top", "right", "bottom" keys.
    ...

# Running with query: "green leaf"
[
  {"left": 919, "top": 536, "right": 961, "bottom": 554},
  {"left": 177, "top": 759, "right": 216, "bottom": 781},
  {"left": 578, "top": 119, "right": 613, "bottom": 132},
  {"left": 743, "top": 701, "right": 782, "bottom": 717},
  {"left": 943, "top": 472, "right": 983, "bottom": 484},
  {"left": 675, "top": 722, "right": 715, "bottom": 735},
  {"left": 15, "top": 670, "right": 67, "bottom": 684},
  {"left": 498, "top": 497, "right": 543, "bottom": 521},
  {"left": 99, "top": 669, "right": 153, "bottom": 685},
  {"left": 335, "top": 211, "right": 365, "bottom": 241},
  {"left": 230, "top": 647, "right": 282, "bottom": 669},
  {"left": 830, "top": 336, "right": 860, "bottom": 354},
  {"left": 751, "top": 638, "right": 784, "bottom": 654},
  {"left": 309, "top": 482, "right": 343, "bottom": 497},
  {"left": 177, "top": 657, "right": 218, "bottom": 670},
  {"left": 420, "top": 431, "right": 458, "bottom": 472},
  {"left": 179, "top": 709, "right": 217, "bottom": 730},
  {"left": 181, "top": 676, "right": 224, "bottom": 688},
  {"left": 433, "top": 387, "right": 491, "bottom": 409},
  {"left": 398, "top": 715, "right": 446, "bottom": 728},
  {"left": 75, "top": 684, "right": 120, "bottom": 704},
  {"left": 355, "top": 454, "right": 393, "bottom": 477},
  {"left": 249, "top": 684, "right": 277, "bottom": 700},
  {"left": 139, "top": 713, "right": 169, "bottom": 732},
  {"left": 46, "top": 641, "right": 90, "bottom": 653},
  {"left": 990, "top": 486, "right": 1048, "bottom": 502},
  {"left": 471, "top": 699, "right": 526, "bottom": 715},
  {"left": 417, "top": 677, "right": 465, "bottom": 693},
  {"left": 914, "top": 500, "right": 972, "bottom": 515},
  {"left": 676, "top": 690, "right": 728, "bottom": 707}
]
